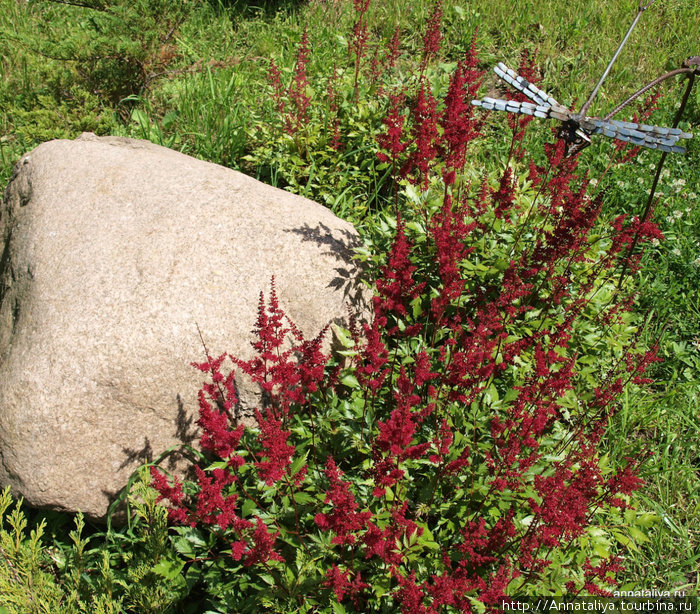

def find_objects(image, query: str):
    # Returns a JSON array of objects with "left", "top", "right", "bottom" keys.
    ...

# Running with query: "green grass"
[{"left": 0, "top": 0, "right": 698, "bottom": 606}]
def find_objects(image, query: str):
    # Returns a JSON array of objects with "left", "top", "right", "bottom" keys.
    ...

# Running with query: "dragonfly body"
[{"left": 472, "top": 62, "right": 693, "bottom": 155}]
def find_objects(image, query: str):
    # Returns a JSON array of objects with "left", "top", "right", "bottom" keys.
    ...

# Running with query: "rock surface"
[{"left": 0, "top": 133, "right": 368, "bottom": 519}]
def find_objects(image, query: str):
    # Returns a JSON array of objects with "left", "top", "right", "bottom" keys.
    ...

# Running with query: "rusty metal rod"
[
  {"left": 604, "top": 63, "right": 698, "bottom": 120},
  {"left": 616, "top": 66, "right": 697, "bottom": 290}
]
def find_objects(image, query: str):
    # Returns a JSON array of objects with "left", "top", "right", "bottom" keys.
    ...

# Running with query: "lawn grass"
[{"left": 0, "top": 0, "right": 698, "bottom": 604}]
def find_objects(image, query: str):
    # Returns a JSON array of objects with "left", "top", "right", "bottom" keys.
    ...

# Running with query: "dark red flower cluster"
[
  {"left": 314, "top": 457, "right": 372, "bottom": 545},
  {"left": 374, "top": 215, "right": 426, "bottom": 324},
  {"left": 376, "top": 34, "right": 484, "bottom": 189},
  {"left": 439, "top": 32, "right": 485, "bottom": 182},
  {"left": 268, "top": 29, "right": 312, "bottom": 137},
  {"left": 420, "top": 0, "right": 443, "bottom": 72}
]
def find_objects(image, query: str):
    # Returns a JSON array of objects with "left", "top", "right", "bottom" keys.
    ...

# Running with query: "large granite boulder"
[{"left": 0, "top": 133, "right": 368, "bottom": 520}]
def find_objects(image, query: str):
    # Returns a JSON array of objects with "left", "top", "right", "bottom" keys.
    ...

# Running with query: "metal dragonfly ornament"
[{"left": 471, "top": 0, "right": 696, "bottom": 156}]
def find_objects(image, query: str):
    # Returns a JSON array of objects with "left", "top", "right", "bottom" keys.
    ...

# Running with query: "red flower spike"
[
  {"left": 314, "top": 457, "right": 372, "bottom": 546},
  {"left": 243, "top": 517, "right": 284, "bottom": 567},
  {"left": 253, "top": 408, "right": 295, "bottom": 486},
  {"left": 420, "top": 0, "right": 443, "bottom": 71}
]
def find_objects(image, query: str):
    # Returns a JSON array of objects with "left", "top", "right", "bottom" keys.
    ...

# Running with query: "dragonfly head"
[{"left": 558, "top": 119, "right": 592, "bottom": 156}]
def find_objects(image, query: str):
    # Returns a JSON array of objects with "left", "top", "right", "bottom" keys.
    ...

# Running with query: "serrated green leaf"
[
  {"left": 242, "top": 498, "right": 257, "bottom": 517},
  {"left": 173, "top": 536, "right": 195, "bottom": 558},
  {"left": 290, "top": 451, "right": 309, "bottom": 478},
  {"left": 293, "top": 491, "right": 315, "bottom": 505},
  {"left": 259, "top": 573, "right": 276, "bottom": 586},
  {"left": 152, "top": 558, "right": 185, "bottom": 580},
  {"left": 332, "top": 601, "right": 348, "bottom": 614},
  {"left": 174, "top": 526, "right": 207, "bottom": 548},
  {"left": 627, "top": 526, "right": 650, "bottom": 543}
]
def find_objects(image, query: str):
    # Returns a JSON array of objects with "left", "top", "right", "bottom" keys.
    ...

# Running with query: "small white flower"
[
  {"left": 671, "top": 248, "right": 681, "bottom": 257},
  {"left": 673, "top": 210, "right": 683, "bottom": 219}
]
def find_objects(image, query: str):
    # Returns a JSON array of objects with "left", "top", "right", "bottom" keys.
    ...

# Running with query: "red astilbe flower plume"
[
  {"left": 190, "top": 351, "right": 245, "bottom": 460},
  {"left": 289, "top": 28, "right": 311, "bottom": 131},
  {"left": 253, "top": 408, "right": 295, "bottom": 485},
  {"left": 609, "top": 214, "right": 664, "bottom": 255},
  {"left": 231, "top": 277, "right": 329, "bottom": 420},
  {"left": 377, "top": 90, "right": 408, "bottom": 167},
  {"left": 604, "top": 457, "right": 645, "bottom": 506},
  {"left": 192, "top": 465, "right": 245, "bottom": 531},
  {"left": 314, "top": 457, "right": 372, "bottom": 545},
  {"left": 324, "top": 565, "right": 369, "bottom": 605},
  {"left": 355, "top": 317, "right": 391, "bottom": 394},
  {"left": 420, "top": 0, "right": 443, "bottom": 73},
  {"left": 362, "top": 503, "right": 420, "bottom": 566},
  {"left": 241, "top": 517, "right": 284, "bottom": 567},
  {"left": 492, "top": 166, "right": 516, "bottom": 219},
  {"left": 439, "top": 32, "right": 485, "bottom": 181},
  {"left": 374, "top": 215, "right": 426, "bottom": 322},
  {"left": 531, "top": 176, "right": 602, "bottom": 274},
  {"left": 403, "top": 80, "right": 440, "bottom": 189},
  {"left": 428, "top": 193, "right": 477, "bottom": 322},
  {"left": 506, "top": 50, "right": 540, "bottom": 159},
  {"left": 529, "top": 448, "right": 605, "bottom": 546},
  {"left": 150, "top": 467, "right": 189, "bottom": 525},
  {"left": 267, "top": 30, "right": 312, "bottom": 137},
  {"left": 376, "top": 395, "right": 418, "bottom": 455},
  {"left": 395, "top": 570, "right": 432, "bottom": 614}
]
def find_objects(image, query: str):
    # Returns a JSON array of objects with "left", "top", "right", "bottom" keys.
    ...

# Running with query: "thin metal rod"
[
  {"left": 616, "top": 69, "right": 696, "bottom": 290},
  {"left": 579, "top": 0, "right": 657, "bottom": 117},
  {"left": 603, "top": 66, "right": 695, "bottom": 119}
]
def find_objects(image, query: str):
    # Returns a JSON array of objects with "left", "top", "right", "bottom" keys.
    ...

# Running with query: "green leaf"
[
  {"left": 242, "top": 498, "right": 257, "bottom": 517},
  {"left": 332, "top": 324, "right": 355, "bottom": 349},
  {"left": 410, "top": 296, "right": 424, "bottom": 319},
  {"left": 259, "top": 573, "right": 276, "bottom": 586},
  {"left": 152, "top": 558, "right": 185, "bottom": 580},
  {"left": 173, "top": 526, "right": 207, "bottom": 548},
  {"left": 332, "top": 601, "right": 348, "bottom": 614},
  {"left": 293, "top": 491, "right": 315, "bottom": 505},
  {"left": 627, "top": 526, "right": 650, "bottom": 543},
  {"left": 612, "top": 530, "right": 636, "bottom": 551},
  {"left": 340, "top": 373, "right": 360, "bottom": 388},
  {"left": 290, "top": 451, "right": 309, "bottom": 478},
  {"left": 634, "top": 513, "right": 661, "bottom": 527}
]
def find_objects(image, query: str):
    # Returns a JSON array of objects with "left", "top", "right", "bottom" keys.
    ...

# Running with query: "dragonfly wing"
[
  {"left": 494, "top": 63, "right": 562, "bottom": 108},
  {"left": 587, "top": 118, "right": 692, "bottom": 153},
  {"left": 471, "top": 97, "right": 553, "bottom": 118}
]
